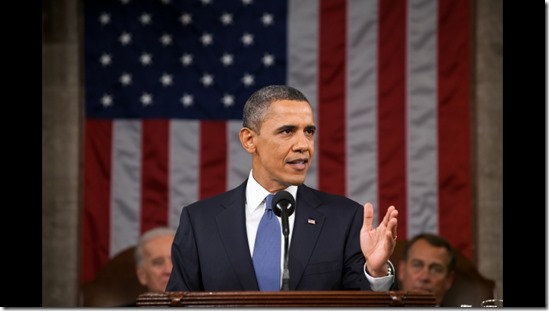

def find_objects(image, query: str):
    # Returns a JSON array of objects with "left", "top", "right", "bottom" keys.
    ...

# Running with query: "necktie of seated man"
[{"left": 252, "top": 194, "right": 281, "bottom": 291}]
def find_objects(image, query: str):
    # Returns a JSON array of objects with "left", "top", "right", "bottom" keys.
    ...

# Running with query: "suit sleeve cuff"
[{"left": 363, "top": 260, "right": 395, "bottom": 291}]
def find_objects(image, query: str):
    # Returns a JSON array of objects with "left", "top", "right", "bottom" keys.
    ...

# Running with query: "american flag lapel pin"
[{"left": 307, "top": 218, "right": 316, "bottom": 225}]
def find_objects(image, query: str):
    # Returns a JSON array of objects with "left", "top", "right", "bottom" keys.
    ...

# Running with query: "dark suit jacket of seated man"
[{"left": 166, "top": 85, "right": 399, "bottom": 292}]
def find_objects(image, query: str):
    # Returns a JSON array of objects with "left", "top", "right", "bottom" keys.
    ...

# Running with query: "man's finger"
[{"left": 363, "top": 202, "right": 374, "bottom": 231}]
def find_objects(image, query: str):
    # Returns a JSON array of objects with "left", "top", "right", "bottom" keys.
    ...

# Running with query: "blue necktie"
[{"left": 252, "top": 194, "right": 281, "bottom": 291}]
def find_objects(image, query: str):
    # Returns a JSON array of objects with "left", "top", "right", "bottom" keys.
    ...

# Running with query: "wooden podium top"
[{"left": 136, "top": 290, "right": 436, "bottom": 307}]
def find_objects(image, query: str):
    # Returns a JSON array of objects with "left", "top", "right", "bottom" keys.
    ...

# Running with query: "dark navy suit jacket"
[{"left": 166, "top": 180, "right": 398, "bottom": 291}]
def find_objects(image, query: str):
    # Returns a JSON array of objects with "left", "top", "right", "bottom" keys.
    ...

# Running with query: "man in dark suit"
[{"left": 166, "top": 85, "right": 399, "bottom": 292}]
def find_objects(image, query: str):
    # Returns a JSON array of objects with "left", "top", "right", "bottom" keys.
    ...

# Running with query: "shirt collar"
[{"left": 245, "top": 170, "right": 298, "bottom": 214}]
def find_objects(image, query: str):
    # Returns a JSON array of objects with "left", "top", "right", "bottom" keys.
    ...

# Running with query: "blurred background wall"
[{"left": 42, "top": 0, "right": 502, "bottom": 307}]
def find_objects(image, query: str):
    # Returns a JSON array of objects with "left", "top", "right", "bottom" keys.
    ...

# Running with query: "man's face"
[
  {"left": 136, "top": 235, "right": 174, "bottom": 293},
  {"left": 247, "top": 99, "right": 315, "bottom": 192},
  {"left": 398, "top": 239, "right": 455, "bottom": 305}
]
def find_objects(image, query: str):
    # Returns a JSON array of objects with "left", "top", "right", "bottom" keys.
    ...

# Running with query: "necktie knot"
[{"left": 265, "top": 194, "right": 274, "bottom": 215}]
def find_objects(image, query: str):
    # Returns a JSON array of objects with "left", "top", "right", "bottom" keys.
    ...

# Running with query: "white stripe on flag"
[
  {"left": 406, "top": 0, "right": 439, "bottom": 237},
  {"left": 169, "top": 120, "right": 199, "bottom": 229},
  {"left": 347, "top": 0, "right": 379, "bottom": 223},
  {"left": 111, "top": 120, "right": 141, "bottom": 256}
]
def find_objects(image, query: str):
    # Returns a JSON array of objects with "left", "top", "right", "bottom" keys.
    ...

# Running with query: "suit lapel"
[
  {"left": 288, "top": 185, "right": 325, "bottom": 289},
  {"left": 216, "top": 181, "right": 259, "bottom": 290}
]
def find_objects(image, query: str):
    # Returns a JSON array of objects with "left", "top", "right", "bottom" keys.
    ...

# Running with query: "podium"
[{"left": 136, "top": 291, "right": 436, "bottom": 307}]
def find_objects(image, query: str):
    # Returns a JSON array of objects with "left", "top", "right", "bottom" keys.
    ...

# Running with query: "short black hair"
[{"left": 242, "top": 85, "right": 310, "bottom": 133}]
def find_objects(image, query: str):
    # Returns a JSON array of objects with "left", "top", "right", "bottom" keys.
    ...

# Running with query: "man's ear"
[{"left": 239, "top": 128, "right": 256, "bottom": 153}]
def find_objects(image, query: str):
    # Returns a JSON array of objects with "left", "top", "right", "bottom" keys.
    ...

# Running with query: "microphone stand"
[
  {"left": 272, "top": 191, "right": 294, "bottom": 291},
  {"left": 281, "top": 205, "right": 290, "bottom": 291}
]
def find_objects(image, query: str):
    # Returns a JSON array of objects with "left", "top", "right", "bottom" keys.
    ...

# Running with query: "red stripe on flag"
[
  {"left": 81, "top": 120, "right": 113, "bottom": 284},
  {"left": 377, "top": 0, "right": 407, "bottom": 237},
  {"left": 141, "top": 120, "right": 169, "bottom": 232},
  {"left": 437, "top": 0, "right": 472, "bottom": 259},
  {"left": 200, "top": 121, "right": 227, "bottom": 199},
  {"left": 318, "top": 0, "right": 346, "bottom": 196}
]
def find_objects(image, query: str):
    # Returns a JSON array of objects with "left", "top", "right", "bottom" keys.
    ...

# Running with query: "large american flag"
[{"left": 81, "top": 0, "right": 471, "bottom": 284}]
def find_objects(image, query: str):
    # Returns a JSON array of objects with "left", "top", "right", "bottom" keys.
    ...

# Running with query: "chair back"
[{"left": 79, "top": 246, "right": 147, "bottom": 307}]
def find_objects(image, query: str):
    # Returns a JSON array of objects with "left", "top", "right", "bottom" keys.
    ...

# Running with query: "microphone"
[{"left": 272, "top": 190, "right": 295, "bottom": 291}]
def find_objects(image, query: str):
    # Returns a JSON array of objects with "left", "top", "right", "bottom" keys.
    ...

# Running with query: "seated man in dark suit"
[{"left": 167, "top": 85, "right": 399, "bottom": 292}]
